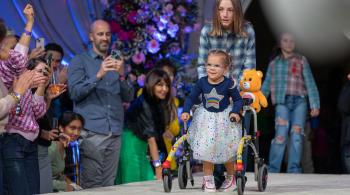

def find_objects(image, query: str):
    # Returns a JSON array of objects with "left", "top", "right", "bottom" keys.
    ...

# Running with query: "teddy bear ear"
[{"left": 257, "top": 71, "right": 263, "bottom": 78}]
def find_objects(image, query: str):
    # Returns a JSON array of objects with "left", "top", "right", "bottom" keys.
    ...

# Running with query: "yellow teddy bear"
[{"left": 239, "top": 69, "right": 268, "bottom": 113}]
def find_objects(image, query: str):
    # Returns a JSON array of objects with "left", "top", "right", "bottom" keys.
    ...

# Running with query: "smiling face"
[
  {"left": 153, "top": 79, "right": 169, "bottom": 100},
  {"left": 60, "top": 119, "right": 82, "bottom": 141},
  {"left": 206, "top": 53, "right": 228, "bottom": 83},
  {"left": 219, "top": 0, "right": 234, "bottom": 29},
  {"left": 89, "top": 20, "right": 111, "bottom": 55}
]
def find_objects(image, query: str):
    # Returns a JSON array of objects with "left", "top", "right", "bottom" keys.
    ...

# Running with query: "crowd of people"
[{"left": 0, "top": 0, "right": 349, "bottom": 194}]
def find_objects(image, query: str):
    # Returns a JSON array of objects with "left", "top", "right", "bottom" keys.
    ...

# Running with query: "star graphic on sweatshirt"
[{"left": 204, "top": 88, "right": 224, "bottom": 109}]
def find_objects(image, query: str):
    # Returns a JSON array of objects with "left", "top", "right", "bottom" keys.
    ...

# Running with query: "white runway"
[{"left": 48, "top": 173, "right": 350, "bottom": 195}]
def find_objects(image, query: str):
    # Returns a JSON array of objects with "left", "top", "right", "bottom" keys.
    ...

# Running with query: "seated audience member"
[{"left": 49, "top": 111, "right": 84, "bottom": 192}]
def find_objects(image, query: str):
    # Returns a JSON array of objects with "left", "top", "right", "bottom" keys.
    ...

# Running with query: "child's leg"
[
  {"left": 202, "top": 161, "right": 216, "bottom": 192},
  {"left": 220, "top": 160, "right": 237, "bottom": 191},
  {"left": 203, "top": 161, "right": 214, "bottom": 175},
  {"left": 224, "top": 160, "right": 236, "bottom": 175}
]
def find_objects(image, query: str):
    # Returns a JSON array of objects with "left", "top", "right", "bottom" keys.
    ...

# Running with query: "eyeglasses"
[{"left": 205, "top": 63, "right": 224, "bottom": 69}]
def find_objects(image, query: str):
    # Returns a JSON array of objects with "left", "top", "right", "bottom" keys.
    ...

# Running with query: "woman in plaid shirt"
[
  {"left": 197, "top": 0, "right": 256, "bottom": 188},
  {"left": 261, "top": 32, "right": 320, "bottom": 173},
  {"left": 197, "top": 0, "right": 256, "bottom": 81}
]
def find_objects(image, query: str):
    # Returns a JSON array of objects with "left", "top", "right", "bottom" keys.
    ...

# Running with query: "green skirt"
[{"left": 115, "top": 128, "right": 155, "bottom": 184}]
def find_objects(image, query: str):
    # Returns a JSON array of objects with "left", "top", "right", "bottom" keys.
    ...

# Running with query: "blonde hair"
[
  {"left": 207, "top": 49, "right": 233, "bottom": 67},
  {"left": 210, "top": 0, "right": 247, "bottom": 37}
]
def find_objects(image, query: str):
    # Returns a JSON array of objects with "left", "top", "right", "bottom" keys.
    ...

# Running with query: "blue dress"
[{"left": 183, "top": 77, "right": 243, "bottom": 163}]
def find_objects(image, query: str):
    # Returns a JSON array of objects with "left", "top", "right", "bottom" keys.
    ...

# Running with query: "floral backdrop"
[{"left": 104, "top": 0, "right": 199, "bottom": 74}]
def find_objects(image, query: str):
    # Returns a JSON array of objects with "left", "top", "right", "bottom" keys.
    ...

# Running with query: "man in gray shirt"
[{"left": 68, "top": 20, "right": 134, "bottom": 188}]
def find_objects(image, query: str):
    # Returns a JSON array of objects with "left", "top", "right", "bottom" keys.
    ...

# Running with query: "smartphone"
[
  {"left": 36, "top": 37, "right": 45, "bottom": 48},
  {"left": 110, "top": 49, "right": 122, "bottom": 60}
]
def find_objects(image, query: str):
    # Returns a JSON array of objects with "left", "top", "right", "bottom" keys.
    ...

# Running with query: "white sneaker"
[
  {"left": 202, "top": 175, "right": 216, "bottom": 192},
  {"left": 219, "top": 175, "right": 237, "bottom": 192}
]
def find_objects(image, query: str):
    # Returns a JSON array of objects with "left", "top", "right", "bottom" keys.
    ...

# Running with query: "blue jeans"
[
  {"left": 269, "top": 95, "right": 307, "bottom": 173},
  {"left": 2, "top": 133, "right": 40, "bottom": 195}
]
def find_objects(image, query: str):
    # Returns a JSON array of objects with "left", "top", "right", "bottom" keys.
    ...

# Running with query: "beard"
[{"left": 95, "top": 41, "right": 110, "bottom": 53}]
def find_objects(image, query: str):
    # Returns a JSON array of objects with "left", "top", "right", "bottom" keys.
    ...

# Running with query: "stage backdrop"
[{"left": 0, "top": 0, "right": 252, "bottom": 63}]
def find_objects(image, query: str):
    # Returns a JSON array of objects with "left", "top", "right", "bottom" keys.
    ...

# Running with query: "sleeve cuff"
[
  {"left": 14, "top": 44, "right": 29, "bottom": 56},
  {"left": 33, "top": 94, "right": 45, "bottom": 102}
]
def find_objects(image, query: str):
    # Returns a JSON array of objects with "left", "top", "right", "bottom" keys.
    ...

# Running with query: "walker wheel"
[
  {"left": 163, "top": 170, "right": 172, "bottom": 192},
  {"left": 237, "top": 176, "right": 245, "bottom": 195},
  {"left": 178, "top": 162, "right": 188, "bottom": 189},
  {"left": 257, "top": 164, "right": 268, "bottom": 192}
]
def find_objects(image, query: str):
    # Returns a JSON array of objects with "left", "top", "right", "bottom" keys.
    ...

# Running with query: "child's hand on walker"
[
  {"left": 229, "top": 113, "right": 241, "bottom": 122},
  {"left": 181, "top": 113, "right": 190, "bottom": 122}
]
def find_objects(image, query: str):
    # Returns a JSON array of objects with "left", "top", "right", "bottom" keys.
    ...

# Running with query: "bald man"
[{"left": 68, "top": 20, "right": 134, "bottom": 188}]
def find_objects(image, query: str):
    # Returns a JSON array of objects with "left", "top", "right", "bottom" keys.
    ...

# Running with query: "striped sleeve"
[
  {"left": 32, "top": 94, "right": 47, "bottom": 119},
  {"left": 0, "top": 50, "right": 28, "bottom": 88}
]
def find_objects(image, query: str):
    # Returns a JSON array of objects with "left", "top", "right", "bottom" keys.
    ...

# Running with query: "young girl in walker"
[{"left": 181, "top": 50, "right": 243, "bottom": 192}]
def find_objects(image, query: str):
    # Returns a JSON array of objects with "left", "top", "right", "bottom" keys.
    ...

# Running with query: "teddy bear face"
[{"left": 240, "top": 69, "right": 263, "bottom": 92}]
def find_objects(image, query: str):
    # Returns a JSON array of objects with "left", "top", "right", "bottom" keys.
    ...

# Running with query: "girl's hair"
[
  {"left": 143, "top": 69, "right": 176, "bottom": 127},
  {"left": 210, "top": 0, "right": 247, "bottom": 37},
  {"left": 26, "top": 57, "right": 47, "bottom": 70},
  {"left": 58, "top": 111, "right": 85, "bottom": 128},
  {"left": 207, "top": 49, "right": 233, "bottom": 67}
]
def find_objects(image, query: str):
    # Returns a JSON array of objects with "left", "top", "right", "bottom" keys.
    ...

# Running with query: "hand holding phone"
[
  {"left": 36, "top": 38, "right": 45, "bottom": 49},
  {"left": 110, "top": 49, "right": 122, "bottom": 60}
]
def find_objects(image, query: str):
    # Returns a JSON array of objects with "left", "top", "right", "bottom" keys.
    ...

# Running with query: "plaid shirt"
[
  {"left": 197, "top": 22, "right": 256, "bottom": 80},
  {"left": 261, "top": 54, "right": 320, "bottom": 109},
  {"left": 285, "top": 56, "right": 307, "bottom": 96},
  {"left": 0, "top": 49, "right": 46, "bottom": 141}
]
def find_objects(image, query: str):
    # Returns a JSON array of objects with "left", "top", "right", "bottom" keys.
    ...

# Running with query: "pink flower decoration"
[
  {"left": 117, "top": 30, "right": 130, "bottom": 41},
  {"left": 110, "top": 20, "right": 121, "bottom": 33},
  {"left": 127, "top": 11, "right": 138, "bottom": 25},
  {"left": 113, "top": 3, "right": 123, "bottom": 13},
  {"left": 147, "top": 39, "right": 160, "bottom": 54},
  {"left": 132, "top": 52, "right": 146, "bottom": 65},
  {"left": 127, "top": 31, "right": 136, "bottom": 40},
  {"left": 176, "top": 5, "right": 187, "bottom": 16},
  {"left": 146, "top": 25, "right": 157, "bottom": 34}
]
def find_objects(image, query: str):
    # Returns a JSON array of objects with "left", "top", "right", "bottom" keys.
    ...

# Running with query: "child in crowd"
[
  {"left": 262, "top": 32, "right": 320, "bottom": 173},
  {"left": 181, "top": 50, "right": 243, "bottom": 192},
  {"left": 49, "top": 111, "right": 84, "bottom": 192},
  {"left": 116, "top": 69, "right": 176, "bottom": 184}
]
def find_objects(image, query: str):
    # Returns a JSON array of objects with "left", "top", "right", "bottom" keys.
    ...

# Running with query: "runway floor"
[{"left": 48, "top": 172, "right": 350, "bottom": 195}]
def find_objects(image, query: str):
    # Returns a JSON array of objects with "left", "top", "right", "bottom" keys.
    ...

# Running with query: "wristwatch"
[{"left": 152, "top": 159, "right": 162, "bottom": 168}]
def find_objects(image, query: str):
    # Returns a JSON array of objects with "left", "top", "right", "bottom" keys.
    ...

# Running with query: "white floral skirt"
[{"left": 188, "top": 105, "right": 242, "bottom": 164}]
